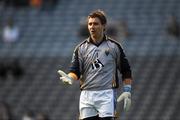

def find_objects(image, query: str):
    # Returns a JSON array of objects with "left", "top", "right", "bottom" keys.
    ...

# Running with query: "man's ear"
[{"left": 103, "top": 24, "right": 106, "bottom": 31}]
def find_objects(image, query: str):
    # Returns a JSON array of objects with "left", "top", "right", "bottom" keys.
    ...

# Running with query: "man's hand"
[
  {"left": 57, "top": 70, "right": 73, "bottom": 85},
  {"left": 117, "top": 92, "right": 131, "bottom": 111},
  {"left": 117, "top": 85, "right": 131, "bottom": 112}
]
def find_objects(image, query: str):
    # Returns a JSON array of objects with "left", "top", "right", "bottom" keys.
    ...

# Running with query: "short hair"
[{"left": 88, "top": 9, "right": 107, "bottom": 25}]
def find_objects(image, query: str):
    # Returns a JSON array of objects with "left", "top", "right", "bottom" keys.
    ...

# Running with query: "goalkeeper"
[{"left": 58, "top": 9, "right": 133, "bottom": 120}]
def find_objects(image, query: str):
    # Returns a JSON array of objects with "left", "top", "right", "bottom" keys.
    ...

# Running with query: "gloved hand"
[
  {"left": 57, "top": 70, "right": 73, "bottom": 85},
  {"left": 117, "top": 85, "right": 131, "bottom": 112}
]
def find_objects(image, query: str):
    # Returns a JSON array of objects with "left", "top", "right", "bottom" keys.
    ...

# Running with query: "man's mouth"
[{"left": 91, "top": 30, "right": 95, "bottom": 33}]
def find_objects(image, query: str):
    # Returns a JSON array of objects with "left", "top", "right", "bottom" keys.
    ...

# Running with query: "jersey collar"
[{"left": 87, "top": 35, "right": 108, "bottom": 46}]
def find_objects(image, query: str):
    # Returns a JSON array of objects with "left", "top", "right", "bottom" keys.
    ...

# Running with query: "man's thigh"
[
  {"left": 94, "top": 89, "right": 115, "bottom": 118},
  {"left": 80, "top": 90, "right": 116, "bottom": 119},
  {"left": 82, "top": 115, "right": 99, "bottom": 120},
  {"left": 79, "top": 90, "right": 98, "bottom": 119},
  {"left": 82, "top": 116, "right": 114, "bottom": 120}
]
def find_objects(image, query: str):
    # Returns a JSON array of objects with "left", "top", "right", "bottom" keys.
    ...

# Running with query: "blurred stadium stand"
[{"left": 0, "top": 0, "right": 180, "bottom": 120}]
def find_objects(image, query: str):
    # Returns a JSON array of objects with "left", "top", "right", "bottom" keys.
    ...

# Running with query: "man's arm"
[
  {"left": 117, "top": 44, "right": 133, "bottom": 112},
  {"left": 123, "top": 78, "right": 132, "bottom": 86},
  {"left": 69, "top": 46, "right": 81, "bottom": 79},
  {"left": 58, "top": 46, "right": 81, "bottom": 85},
  {"left": 68, "top": 72, "right": 78, "bottom": 80}
]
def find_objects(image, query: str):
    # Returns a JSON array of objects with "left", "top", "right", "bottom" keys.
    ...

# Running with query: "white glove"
[
  {"left": 57, "top": 70, "right": 73, "bottom": 85},
  {"left": 117, "top": 92, "right": 131, "bottom": 112}
]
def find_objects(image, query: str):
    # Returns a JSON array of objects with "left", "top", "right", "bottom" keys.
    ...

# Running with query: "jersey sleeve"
[
  {"left": 69, "top": 46, "right": 81, "bottom": 79},
  {"left": 117, "top": 45, "right": 132, "bottom": 80}
]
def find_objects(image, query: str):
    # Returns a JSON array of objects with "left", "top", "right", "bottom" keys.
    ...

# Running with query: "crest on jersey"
[{"left": 105, "top": 48, "right": 110, "bottom": 56}]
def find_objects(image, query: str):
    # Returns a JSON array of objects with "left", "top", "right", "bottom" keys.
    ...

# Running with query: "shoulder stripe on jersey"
[{"left": 108, "top": 36, "right": 132, "bottom": 80}]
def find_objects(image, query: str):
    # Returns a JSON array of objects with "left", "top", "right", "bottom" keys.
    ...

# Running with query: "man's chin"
[
  {"left": 90, "top": 35, "right": 96, "bottom": 39},
  {"left": 90, "top": 33, "right": 97, "bottom": 36}
]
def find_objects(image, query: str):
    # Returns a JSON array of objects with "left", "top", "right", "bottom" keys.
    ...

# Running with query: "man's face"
[{"left": 88, "top": 17, "right": 105, "bottom": 40}]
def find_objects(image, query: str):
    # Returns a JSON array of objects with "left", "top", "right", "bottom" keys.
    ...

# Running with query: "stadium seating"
[{"left": 0, "top": 0, "right": 180, "bottom": 120}]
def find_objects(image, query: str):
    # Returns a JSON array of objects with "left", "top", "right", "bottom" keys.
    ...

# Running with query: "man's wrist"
[
  {"left": 123, "top": 84, "right": 131, "bottom": 92},
  {"left": 68, "top": 72, "right": 78, "bottom": 80}
]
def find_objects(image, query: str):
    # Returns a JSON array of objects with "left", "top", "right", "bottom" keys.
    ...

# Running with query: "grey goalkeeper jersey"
[{"left": 69, "top": 35, "right": 132, "bottom": 90}]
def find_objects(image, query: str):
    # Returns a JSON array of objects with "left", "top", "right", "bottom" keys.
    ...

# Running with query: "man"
[
  {"left": 2, "top": 18, "right": 20, "bottom": 44},
  {"left": 58, "top": 10, "right": 133, "bottom": 120}
]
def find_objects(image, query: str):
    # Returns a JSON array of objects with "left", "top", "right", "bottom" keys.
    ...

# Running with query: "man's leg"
[
  {"left": 82, "top": 115, "right": 99, "bottom": 120},
  {"left": 99, "top": 117, "right": 115, "bottom": 120},
  {"left": 82, "top": 116, "right": 114, "bottom": 120},
  {"left": 96, "top": 90, "right": 116, "bottom": 119}
]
